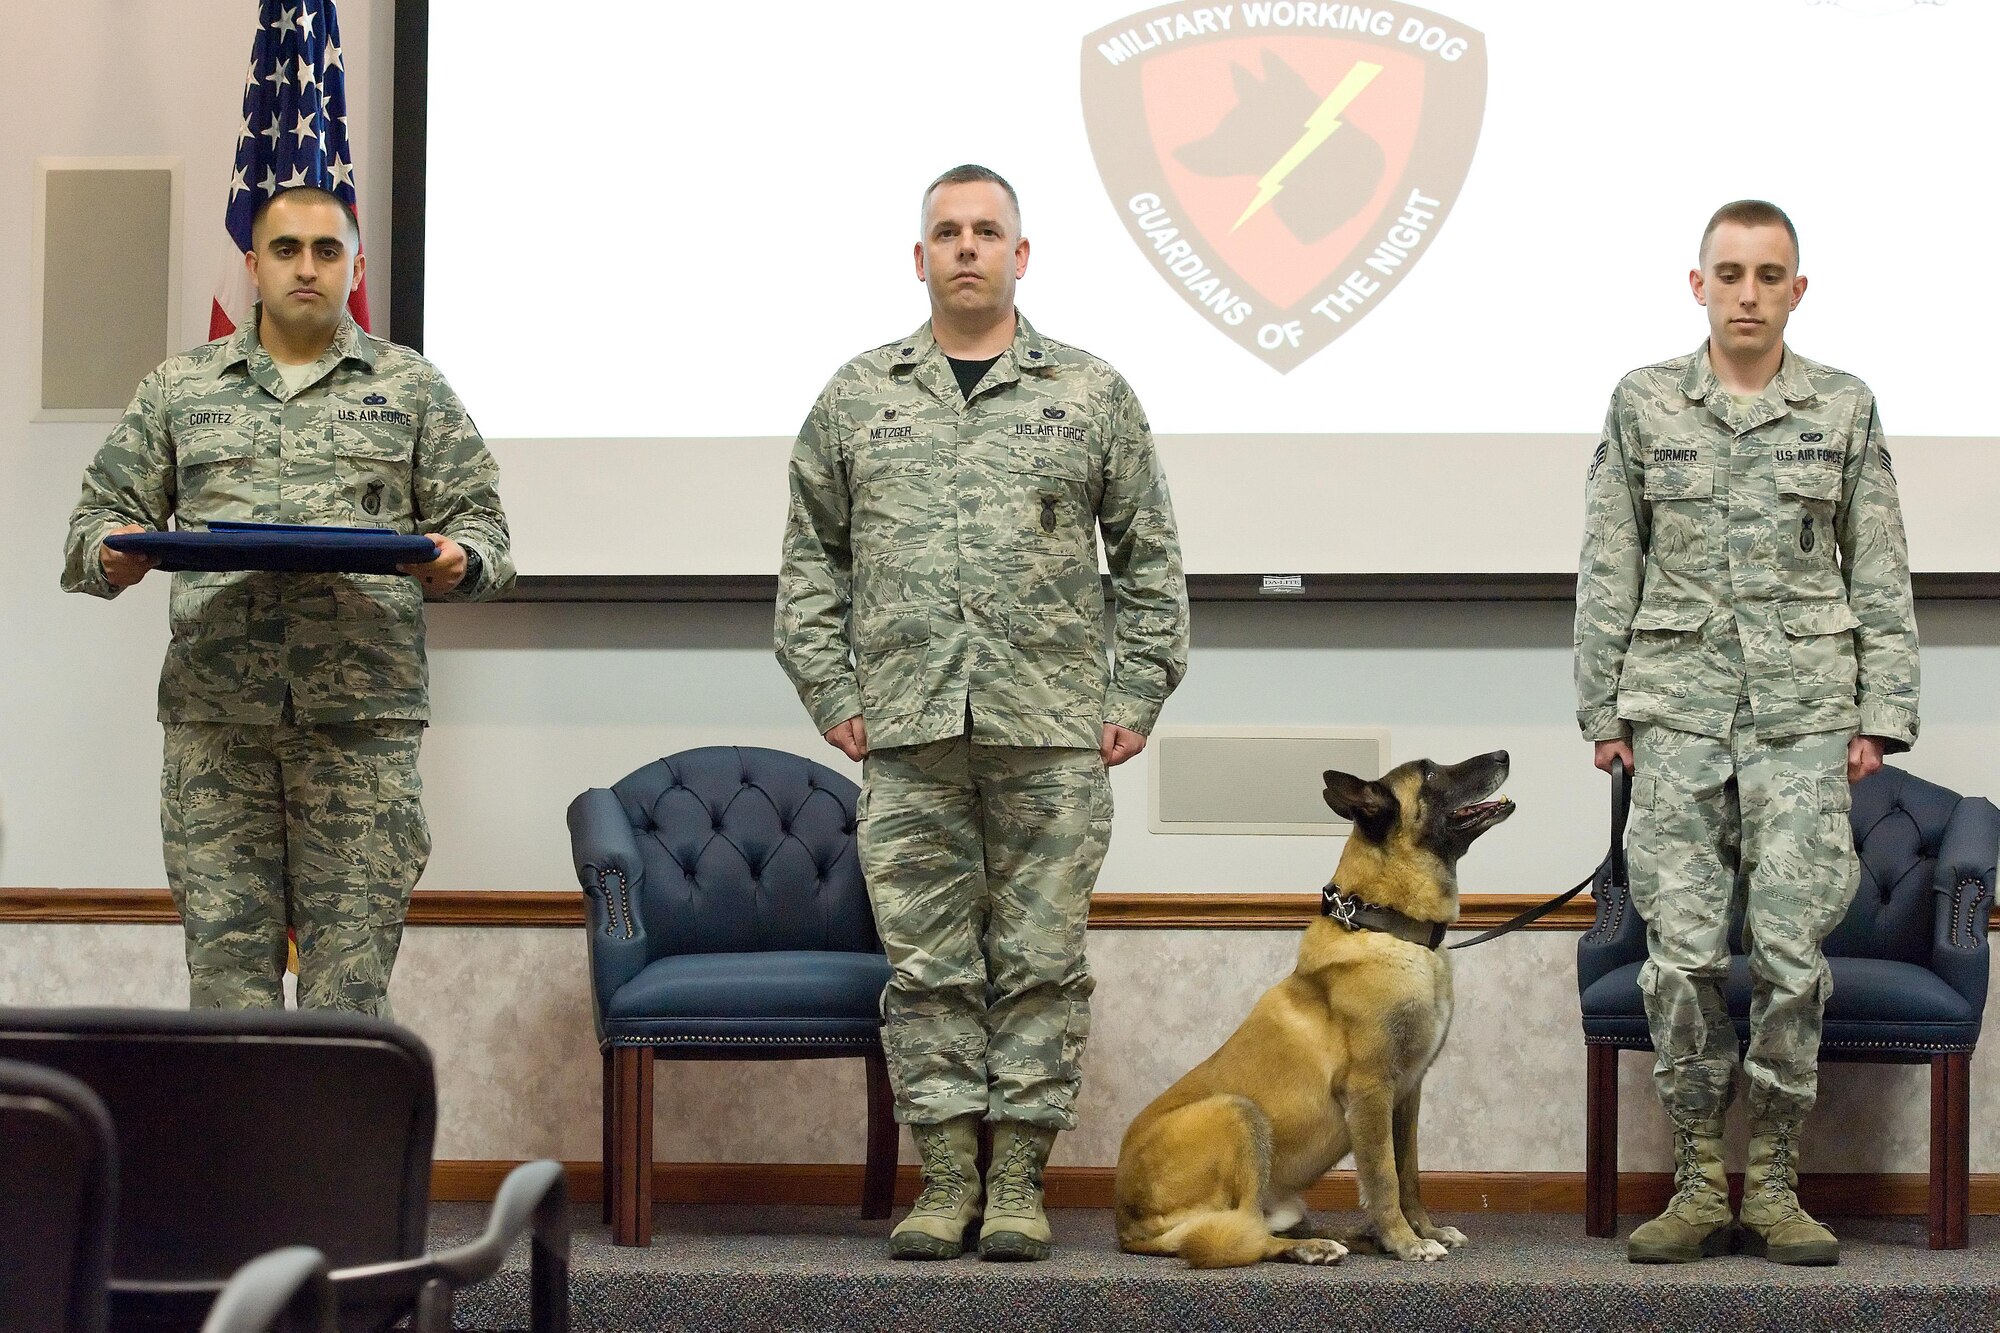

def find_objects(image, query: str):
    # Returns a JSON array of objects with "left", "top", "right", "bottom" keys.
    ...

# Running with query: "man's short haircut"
[
  {"left": 1699, "top": 199, "right": 1798, "bottom": 268},
  {"left": 920, "top": 164, "right": 1021, "bottom": 235},
  {"left": 251, "top": 186, "right": 361, "bottom": 248}
]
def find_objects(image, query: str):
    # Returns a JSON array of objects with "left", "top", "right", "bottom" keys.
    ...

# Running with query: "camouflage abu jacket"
[
  {"left": 1574, "top": 344, "right": 1918, "bottom": 749},
  {"left": 776, "top": 314, "right": 1190, "bottom": 750},
  {"left": 61, "top": 314, "right": 515, "bottom": 725}
]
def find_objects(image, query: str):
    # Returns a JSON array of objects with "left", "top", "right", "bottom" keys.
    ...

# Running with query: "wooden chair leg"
[
  {"left": 1930, "top": 1051, "right": 1970, "bottom": 1250},
  {"left": 611, "top": 1045, "right": 654, "bottom": 1247},
  {"left": 1586, "top": 1043, "right": 1620, "bottom": 1237},
  {"left": 600, "top": 1047, "right": 614, "bottom": 1226},
  {"left": 861, "top": 1048, "right": 897, "bottom": 1219}
]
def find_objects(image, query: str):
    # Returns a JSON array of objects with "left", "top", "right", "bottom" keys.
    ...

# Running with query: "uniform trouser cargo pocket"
[
  {"left": 1630, "top": 717, "right": 1855, "bottom": 1123},
  {"left": 1628, "top": 738, "right": 1740, "bottom": 1126},
  {"left": 162, "top": 718, "right": 428, "bottom": 1016},
  {"left": 858, "top": 738, "right": 1109, "bottom": 1128}
]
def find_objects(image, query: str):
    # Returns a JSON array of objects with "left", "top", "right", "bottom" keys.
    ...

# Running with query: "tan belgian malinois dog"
[{"left": 1114, "top": 752, "right": 1515, "bottom": 1268}]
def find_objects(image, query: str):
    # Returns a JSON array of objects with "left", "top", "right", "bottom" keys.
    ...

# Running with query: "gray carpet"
[{"left": 438, "top": 1204, "right": 2000, "bottom": 1332}]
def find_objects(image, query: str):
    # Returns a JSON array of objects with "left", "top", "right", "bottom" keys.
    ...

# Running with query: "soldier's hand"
[
  {"left": 1101, "top": 723, "right": 1146, "bottom": 767},
  {"left": 1848, "top": 735, "right": 1886, "bottom": 784},
  {"left": 1594, "top": 739, "right": 1634, "bottom": 774},
  {"left": 100, "top": 524, "right": 155, "bottom": 588},
  {"left": 824, "top": 716, "right": 868, "bottom": 761},
  {"left": 398, "top": 533, "right": 465, "bottom": 595}
]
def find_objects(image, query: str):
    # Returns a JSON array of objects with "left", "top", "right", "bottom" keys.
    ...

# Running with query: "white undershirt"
[{"left": 274, "top": 359, "right": 321, "bottom": 395}]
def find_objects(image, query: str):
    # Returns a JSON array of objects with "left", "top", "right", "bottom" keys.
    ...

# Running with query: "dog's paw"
[
  {"left": 1391, "top": 1237, "right": 1449, "bottom": 1263},
  {"left": 1280, "top": 1238, "right": 1348, "bottom": 1266},
  {"left": 1424, "top": 1224, "right": 1468, "bottom": 1249}
]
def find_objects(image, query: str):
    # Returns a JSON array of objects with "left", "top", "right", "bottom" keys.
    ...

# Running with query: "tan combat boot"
[
  {"left": 977, "top": 1121, "right": 1058, "bottom": 1261},
  {"left": 1627, "top": 1121, "right": 1734, "bottom": 1263},
  {"left": 1739, "top": 1119, "right": 1839, "bottom": 1265},
  {"left": 888, "top": 1115, "right": 982, "bottom": 1259}
]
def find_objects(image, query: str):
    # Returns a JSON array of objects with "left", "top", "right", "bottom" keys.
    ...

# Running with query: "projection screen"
[{"left": 412, "top": 0, "right": 1997, "bottom": 580}]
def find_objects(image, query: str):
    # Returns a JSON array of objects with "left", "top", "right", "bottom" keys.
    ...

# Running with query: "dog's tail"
[
  {"left": 1180, "top": 1098, "right": 1281, "bottom": 1270},
  {"left": 1178, "top": 1210, "right": 1280, "bottom": 1270}
]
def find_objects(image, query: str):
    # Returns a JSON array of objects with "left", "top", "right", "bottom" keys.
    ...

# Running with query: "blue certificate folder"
[{"left": 105, "top": 522, "right": 438, "bottom": 574}]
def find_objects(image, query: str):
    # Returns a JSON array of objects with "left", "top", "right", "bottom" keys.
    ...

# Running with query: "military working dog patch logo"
[{"left": 1081, "top": 2, "right": 1485, "bottom": 372}]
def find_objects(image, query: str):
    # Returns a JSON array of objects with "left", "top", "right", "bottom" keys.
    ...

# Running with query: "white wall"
[
  {"left": 6, "top": 1, "right": 1994, "bottom": 900},
  {"left": 13, "top": 587, "right": 1999, "bottom": 900},
  {"left": 0, "top": 0, "right": 395, "bottom": 884},
  {"left": 5, "top": 2, "right": 1999, "bottom": 1177}
]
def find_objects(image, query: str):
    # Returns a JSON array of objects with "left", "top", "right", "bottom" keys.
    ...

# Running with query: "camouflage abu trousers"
[
  {"left": 858, "top": 736, "right": 1112, "bottom": 1129},
  {"left": 1629, "top": 712, "right": 1856, "bottom": 1127},
  {"left": 161, "top": 715, "right": 428, "bottom": 1014}
]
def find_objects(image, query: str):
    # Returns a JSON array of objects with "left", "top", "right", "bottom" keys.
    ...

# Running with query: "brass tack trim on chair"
[{"left": 593, "top": 868, "right": 635, "bottom": 940}]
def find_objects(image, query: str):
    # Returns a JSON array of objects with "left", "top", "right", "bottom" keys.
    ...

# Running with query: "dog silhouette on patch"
[{"left": 1176, "top": 52, "right": 1386, "bottom": 245}]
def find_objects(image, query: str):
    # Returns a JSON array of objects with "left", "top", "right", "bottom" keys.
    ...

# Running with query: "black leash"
[{"left": 1448, "top": 756, "right": 1632, "bottom": 951}]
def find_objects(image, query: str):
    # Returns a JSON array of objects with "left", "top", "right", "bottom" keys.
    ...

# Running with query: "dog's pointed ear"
[
  {"left": 1323, "top": 770, "right": 1398, "bottom": 841},
  {"left": 1232, "top": 60, "right": 1260, "bottom": 95}
]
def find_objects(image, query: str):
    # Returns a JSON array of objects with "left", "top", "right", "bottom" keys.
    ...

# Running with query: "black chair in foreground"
[
  {"left": 570, "top": 745, "right": 895, "bottom": 1246},
  {"left": 0, "top": 1008, "right": 570, "bottom": 1332},
  {"left": 0, "top": 1058, "right": 117, "bottom": 1333},
  {"left": 199, "top": 1248, "right": 335, "bottom": 1333},
  {"left": 1579, "top": 763, "right": 2000, "bottom": 1248}
]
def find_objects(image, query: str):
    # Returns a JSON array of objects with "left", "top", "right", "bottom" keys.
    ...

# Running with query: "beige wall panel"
[
  {"left": 1, "top": 922, "right": 1992, "bottom": 1180},
  {"left": 1150, "top": 727, "right": 1389, "bottom": 834},
  {"left": 39, "top": 165, "right": 176, "bottom": 413}
]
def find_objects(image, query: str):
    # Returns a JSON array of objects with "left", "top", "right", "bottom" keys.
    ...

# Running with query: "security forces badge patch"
[{"left": 1081, "top": 2, "right": 1485, "bottom": 372}]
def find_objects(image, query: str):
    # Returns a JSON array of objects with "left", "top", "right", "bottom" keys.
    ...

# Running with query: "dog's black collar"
[{"left": 1320, "top": 882, "right": 1448, "bottom": 950}]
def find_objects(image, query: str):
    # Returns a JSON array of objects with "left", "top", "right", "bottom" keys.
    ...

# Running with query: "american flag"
[{"left": 211, "top": 0, "right": 368, "bottom": 338}]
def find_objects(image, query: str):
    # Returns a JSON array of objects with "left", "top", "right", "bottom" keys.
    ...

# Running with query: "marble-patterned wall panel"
[
  {"left": 392, "top": 927, "right": 919, "bottom": 1165},
  {"left": 0, "top": 924, "right": 188, "bottom": 1005},
  {"left": 1072, "top": 929, "right": 1300, "bottom": 1166},
  {"left": 387, "top": 926, "right": 605, "bottom": 1161},
  {"left": 4, "top": 921, "right": 1998, "bottom": 1177}
]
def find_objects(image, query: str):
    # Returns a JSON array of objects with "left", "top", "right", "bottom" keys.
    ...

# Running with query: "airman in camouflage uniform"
[
  {"left": 777, "top": 165, "right": 1188, "bottom": 1261},
  {"left": 1575, "top": 201, "right": 1918, "bottom": 1266},
  {"left": 62, "top": 188, "right": 514, "bottom": 1016}
]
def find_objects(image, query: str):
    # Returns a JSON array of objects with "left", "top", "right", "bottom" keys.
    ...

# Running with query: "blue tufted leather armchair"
[
  {"left": 568, "top": 747, "right": 894, "bottom": 1247},
  {"left": 1578, "top": 764, "right": 2000, "bottom": 1248}
]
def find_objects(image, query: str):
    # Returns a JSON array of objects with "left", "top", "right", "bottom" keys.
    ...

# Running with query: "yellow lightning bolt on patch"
[{"left": 1231, "top": 61, "right": 1384, "bottom": 233}]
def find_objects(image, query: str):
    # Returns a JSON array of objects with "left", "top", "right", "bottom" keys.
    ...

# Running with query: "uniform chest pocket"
[
  {"left": 1004, "top": 442, "right": 1090, "bottom": 548},
  {"left": 1776, "top": 463, "right": 1841, "bottom": 566},
  {"left": 175, "top": 431, "right": 261, "bottom": 520},
  {"left": 1642, "top": 462, "right": 1713, "bottom": 501},
  {"left": 334, "top": 428, "right": 415, "bottom": 524},
  {"left": 849, "top": 453, "right": 939, "bottom": 556},
  {"left": 1776, "top": 464, "right": 1841, "bottom": 501},
  {"left": 1643, "top": 463, "right": 1719, "bottom": 570}
]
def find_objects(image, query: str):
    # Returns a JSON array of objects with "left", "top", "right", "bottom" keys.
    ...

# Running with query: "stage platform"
[{"left": 441, "top": 1203, "right": 2000, "bottom": 1332}]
